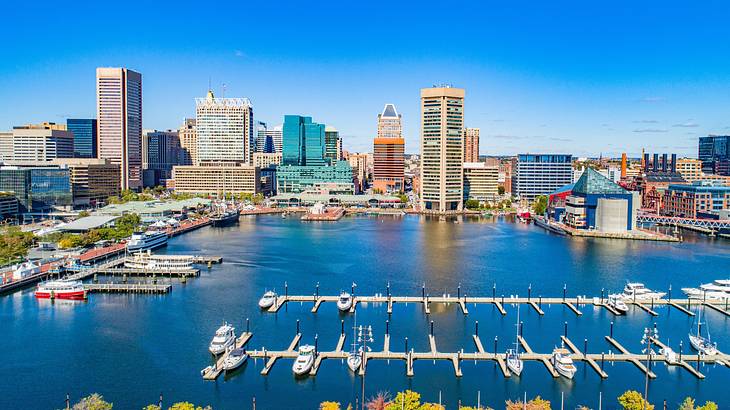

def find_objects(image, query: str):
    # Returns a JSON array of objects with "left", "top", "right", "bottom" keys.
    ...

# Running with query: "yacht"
[
  {"left": 222, "top": 347, "right": 248, "bottom": 372},
  {"left": 258, "top": 291, "right": 277, "bottom": 309},
  {"left": 506, "top": 305, "right": 524, "bottom": 376},
  {"left": 617, "top": 282, "right": 667, "bottom": 300},
  {"left": 607, "top": 295, "right": 629, "bottom": 314},
  {"left": 126, "top": 231, "right": 168, "bottom": 253},
  {"left": 337, "top": 291, "right": 353, "bottom": 312},
  {"left": 292, "top": 345, "right": 316, "bottom": 376},
  {"left": 35, "top": 280, "right": 87, "bottom": 300},
  {"left": 689, "top": 309, "right": 718, "bottom": 357},
  {"left": 124, "top": 251, "right": 193, "bottom": 271},
  {"left": 682, "top": 279, "right": 730, "bottom": 300},
  {"left": 209, "top": 323, "right": 236, "bottom": 355},
  {"left": 551, "top": 346, "right": 577, "bottom": 379}
]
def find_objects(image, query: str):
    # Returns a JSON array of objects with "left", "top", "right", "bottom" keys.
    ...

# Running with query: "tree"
[
  {"left": 532, "top": 195, "right": 548, "bottom": 215},
  {"left": 0, "top": 226, "right": 35, "bottom": 265},
  {"left": 398, "top": 194, "right": 408, "bottom": 204},
  {"left": 167, "top": 402, "right": 211, "bottom": 410},
  {"left": 385, "top": 390, "right": 421, "bottom": 410},
  {"left": 78, "top": 210, "right": 90, "bottom": 218},
  {"left": 679, "top": 397, "right": 718, "bottom": 410},
  {"left": 464, "top": 199, "right": 481, "bottom": 210},
  {"left": 498, "top": 185, "right": 505, "bottom": 195},
  {"left": 367, "top": 392, "right": 390, "bottom": 410},
  {"left": 617, "top": 390, "right": 653, "bottom": 410},
  {"left": 506, "top": 395, "right": 551, "bottom": 410},
  {"left": 142, "top": 406, "right": 161, "bottom": 410},
  {"left": 71, "top": 393, "right": 113, "bottom": 410},
  {"left": 320, "top": 402, "right": 341, "bottom": 410}
]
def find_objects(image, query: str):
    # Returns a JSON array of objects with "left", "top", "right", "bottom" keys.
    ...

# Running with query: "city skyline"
[{"left": 3, "top": 2, "right": 730, "bottom": 157}]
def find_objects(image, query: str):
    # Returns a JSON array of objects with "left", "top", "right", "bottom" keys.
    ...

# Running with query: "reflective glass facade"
[
  {"left": 67, "top": 118, "right": 97, "bottom": 158},
  {"left": 0, "top": 168, "right": 72, "bottom": 212}
]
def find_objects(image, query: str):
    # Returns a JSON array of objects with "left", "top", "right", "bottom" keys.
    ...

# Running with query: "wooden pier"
[
  {"left": 83, "top": 283, "right": 171, "bottom": 294},
  {"left": 202, "top": 332, "right": 253, "bottom": 380}
]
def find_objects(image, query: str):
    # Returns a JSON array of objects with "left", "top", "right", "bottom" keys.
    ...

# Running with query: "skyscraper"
[
  {"left": 10, "top": 123, "right": 74, "bottom": 161},
  {"left": 142, "top": 129, "right": 182, "bottom": 187},
  {"left": 96, "top": 67, "right": 142, "bottom": 190},
  {"left": 419, "top": 86, "right": 465, "bottom": 212},
  {"left": 513, "top": 154, "right": 573, "bottom": 201},
  {"left": 463, "top": 128, "right": 479, "bottom": 163},
  {"left": 282, "top": 115, "right": 326, "bottom": 166},
  {"left": 178, "top": 118, "right": 197, "bottom": 165},
  {"left": 324, "top": 126, "right": 341, "bottom": 163},
  {"left": 195, "top": 90, "right": 254, "bottom": 165},
  {"left": 373, "top": 103, "right": 405, "bottom": 193},
  {"left": 256, "top": 123, "right": 283, "bottom": 154},
  {"left": 66, "top": 119, "right": 97, "bottom": 158},
  {"left": 699, "top": 135, "right": 730, "bottom": 175}
]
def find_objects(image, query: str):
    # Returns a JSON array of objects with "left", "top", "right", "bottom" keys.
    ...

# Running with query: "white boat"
[
  {"left": 607, "top": 295, "right": 629, "bottom": 314},
  {"left": 292, "top": 345, "right": 316, "bottom": 376},
  {"left": 209, "top": 323, "right": 235, "bottom": 355},
  {"left": 617, "top": 282, "right": 667, "bottom": 300},
  {"left": 222, "top": 347, "right": 248, "bottom": 371},
  {"left": 682, "top": 279, "right": 730, "bottom": 300},
  {"left": 35, "top": 279, "right": 87, "bottom": 300},
  {"left": 506, "top": 305, "right": 523, "bottom": 376},
  {"left": 126, "top": 231, "right": 168, "bottom": 253},
  {"left": 337, "top": 291, "right": 353, "bottom": 312},
  {"left": 688, "top": 309, "right": 718, "bottom": 357},
  {"left": 551, "top": 346, "right": 577, "bottom": 379},
  {"left": 258, "top": 291, "right": 277, "bottom": 309},
  {"left": 660, "top": 346, "right": 678, "bottom": 365},
  {"left": 347, "top": 351, "right": 362, "bottom": 372},
  {"left": 124, "top": 251, "right": 193, "bottom": 271}
]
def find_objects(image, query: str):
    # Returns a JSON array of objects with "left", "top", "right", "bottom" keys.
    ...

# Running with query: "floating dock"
[{"left": 84, "top": 283, "right": 171, "bottom": 294}]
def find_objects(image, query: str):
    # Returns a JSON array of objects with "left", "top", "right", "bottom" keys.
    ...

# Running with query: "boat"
[
  {"left": 682, "top": 279, "right": 730, "bottom": 300},
  {"left": 551, "top": 346, "right": 577, "bottom": 379},
  {"left": 337, "top": 291, "right": 353, "bottom": 312},
  {"left": 209, "top": 323, "right": 236, "bottom": 355},
  {"left": 660, "top": 345, "right": 678, "bottom": 365},
  {"left": 222, "top": 347, "right": 248, "bottom": 371},
  {"left": 616, "top": 282, "right": 667, "bottom": 300},
  {"left": 124, "top": 251, "right": 193, "bottom": 271},
  {"left": 292, "top": 345, "right": 316, "bottom": 376},
  {"left": 347, "top": 313, "right": 362, "bottom": 372},
  {"left": 258, "top": 291, "right": 277, "bottom": 309},
  {"left": 126, "top": 230, "right": 168, "bottom": 253},
  {"left": 210, "top": 209, "right": 240, "bottom": 227},
  {"left": 34, "top": 280, "right": 87, "bottom": 300},
  {"left": 506, "top": 305, "right": 524, "bottom": 376},
  {"left": 607, "top": 295, "right": 629, "bottom": 314},
  {"left": 688, "top": 308, "right": 718, "bottom": 357},
  {"left": 200, "top": 365, "right": 213, "bottom": 376}
]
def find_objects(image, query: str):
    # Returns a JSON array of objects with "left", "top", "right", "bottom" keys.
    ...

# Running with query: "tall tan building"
[
  {"left": 463, "top": 128, "right": 480, "bottom": 163},
  {"left": 96, "top": 67, "right": 143, "bottom": 190},
  {"left": 373, "top": 104, "right": 405, "bottom": 193},
  {"left": 179, "top": 118, "right": 197, "bottom": 165},
  {"left": 419, "top": 86, "right": 465, "bottom": 212},
  {"left": 348, "top": 153, "right": 370, "bottom": 193},
  {"left": 195, "top": 90, "right": 254, "bottom": 165}
]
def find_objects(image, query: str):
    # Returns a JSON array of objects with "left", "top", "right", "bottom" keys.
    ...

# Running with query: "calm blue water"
[{"left": 2, "top": 215, "right": 729, "bottom": 409}]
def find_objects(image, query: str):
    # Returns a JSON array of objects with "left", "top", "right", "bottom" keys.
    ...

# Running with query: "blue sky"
[{"left": 2, "top": 1, "right": 730, "bottom": 157}]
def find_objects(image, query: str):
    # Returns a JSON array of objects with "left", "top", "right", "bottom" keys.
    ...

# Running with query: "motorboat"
[
  {"left": 505, "top": 305, "right": 524, "bottom": 376},
  {"left": 660, "top": 346, "right": 678, "bottom": 365},
  {"left": 617, "top": 282, "right": 667, "bottom": 300},
  {"left": 258, "top": 291, "right": 277, "bottom": 309},
  {"left": 682, "top": 279, "right": 730, "bottom": 300},
  {"left": 209, "top": 323, "right": 236, "bottom": 355},
  {"left": 337, "top": 291, "right": 353, "bottom": 312},
  {"left": 222, "top": 347, "right": 248, "bottom": 372},
  {"left": 35, "top": 280, "right": 87, "bottom": 300},
  {"left": 551, "top": 346, "right": 577, "bottom": 379},
  {"left": 689, "top": 308, "right": 718, "bottom": 357},
  {"left": 292, "top": 345, "right": 316, "bottom": 376},
  {"left": 126, "top": 231, "right": 168, "bottom": 253},
  {"left": 607, "top": 295, "right": 629, "bottom": 314}
]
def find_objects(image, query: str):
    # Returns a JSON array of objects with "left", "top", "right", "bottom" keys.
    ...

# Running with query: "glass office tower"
[{"left": 66, "top": 119, "right": 98, "bottom": 158}]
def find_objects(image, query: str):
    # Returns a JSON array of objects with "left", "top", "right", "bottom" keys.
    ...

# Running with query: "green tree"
[
  {"left": 71, "top": 393, "right": 113, "bottom": 410},
  {"left": 385, "top": 390, "right": 421, "bottom": 410},
  {"left": 498, "top": 185, "right": 505, "bottom": 195},
  {"left": 618, "top": 390, "right": 653, "bottom": 410},
  {"left": 167, "top": 402, "right": 211, "bottom": 410},
  {"left": 78, "top": 210, "right": 91, "bottom": 218},
  {"left": 679, "top": 397, "right": 718, "bottom": 410},
  {"left": 464, "top": 199, "right": 480, "bottom": 210},
  {"left": 0, "top": 226, "right": 35, "bottom": 265},
  {"left": 398, "top": 194, "right": 408, "bottom": 204},
  {"left": 506, "top": 395, "right": 550, "bottom": 410},
  {"left": 532, "top": 195, "right": 548, "bottom": 215},
  {"left": 142, "top": 406, "right": 161, "bottom": 410}
]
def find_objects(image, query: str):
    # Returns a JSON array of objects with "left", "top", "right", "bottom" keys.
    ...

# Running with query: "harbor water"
[{"left": 1, "top": 215, "right": 729, "bottom": 409}]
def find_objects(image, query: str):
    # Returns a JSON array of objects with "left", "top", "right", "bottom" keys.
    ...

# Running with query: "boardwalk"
[{"left": 84, "top": 283, "right": 171, "bottom": 294}]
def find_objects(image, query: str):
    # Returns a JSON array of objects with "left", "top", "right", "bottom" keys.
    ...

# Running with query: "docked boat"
[
  {"left": 607, "top": 295, "right": 629, "bottom": 314},
  {"left": 616, "top": 282, "right": 667, "bottom": 300},
  {"left": 551, "top": 346, "right": 577, "bottom": 379},
  {"left": 689, "top": 309, "right": 718, "bottom": 357},
  {"left": 35, "top": 280, "right": 87, "bottom": 300},
  {"left": 124, "top": 251, "right": 193, "bottom": 271},
  {"left": 337, "top": 291, "right": 353, "bottom": 312},
  {"left": 126, "top": 231, "right": 168, "bottom": 253},
  {"left": 258, "top": 291, "right": 277, "bottom": 309},
  {"left": 506, "top": 305, "right": 524, "bottom": 376},
  {"left": 292, "top": 345, "right": 316, "bottom": 376},
  {"left": 222, "top": 347, "right": 248, "bottom": 372},
  {"left": 210, "top": 209, "right": 240, "bottom": 227},
  {"left": 209, "top": 323, "right": 236, "bottom": 355},
  {"left": 347, "top": 351, "right": 362, "bottom": 372},
  {"left": 682, "top": 279, "right": 730, "bottom": 300}
]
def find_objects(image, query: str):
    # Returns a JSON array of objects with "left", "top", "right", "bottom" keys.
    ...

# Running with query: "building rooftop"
[
  {"left": 60, "top": 215, "right": 119, "bottom": 232},
  {"left": 98, "top": 198, "right": 211, "bottom": 216},
  {"left": 573, "top": 167, "right": 628, "bottom": 195}
]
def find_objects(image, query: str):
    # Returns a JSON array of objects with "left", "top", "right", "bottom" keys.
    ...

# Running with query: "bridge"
[{"left": 637, "top": 214, "right": 730, "bottom": 230}]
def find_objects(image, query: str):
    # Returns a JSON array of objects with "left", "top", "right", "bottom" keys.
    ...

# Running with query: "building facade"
[
  {"left": 0, "top": 166, "right": 72, "bottom": 213},
  {"left": 196, "top": 90, "right": 254, "bottom": 165},
  {"left": 142, "top": 129, "right": 182, "bottom": 187},
  {"left": 463, "top": 128, "right": 480, "bottom": 163},
  {"left": 675, "top": 158, "right": 704, "bottom": 182},
  {"left": 513, "top": 154, "right": 572, "bottom": 201},
  {"left": 276, "top": 161, "right": 354, "bottom": 194},
  {"left": 51, "top": 159, "right": 121, "bottom": 207},
  {"left": 662, "top": 181, "right": 730, "bottom": 218},
  {"left": 563, "top": 168, "right": 638, "bottom": 232},
  {"left": 698, "top": 135, "right": 730, "bottom": 175},
  {"left": 96, "top": 67, "right": 143, "bottom": 190},
  {"left": 178, "top": 118, "right": 197, "bottom": 165},
  {"left": 9, "top": 124, "right": 74, "bottom": 162},
  {"left": 256, "top": 123, "right": 283, "bottom": 154},
  {"left": 0, "top": 193, "right": 18, "bottom": 221},
  {"left": 462, "top": 162, "right": 498, "bottom": 202},
  {"left": 171, "top": 163, "right": 260, "bottom": 195},
  {"left": 419, "top": 86, "right": 465, "bottom": 212},
  {"left": 253, "top": 152, "right": 282, "bottom": 168},
  {"left": 66, "top": 119, "right": 98, "bottom": 158},
  {"left": 373, "top": 103, "right": 405, "bottom": 194},
  {"left": 324, "top": 126, "right": 341, "bottom": 163}
]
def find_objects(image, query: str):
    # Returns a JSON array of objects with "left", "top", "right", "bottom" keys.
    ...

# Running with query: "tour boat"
[
  {"left": 682, "top": 279, "right": 730, "bottom": 300},
  {"left": 292, "top": 345, "right": 316, "bottom": 376},
  {"left": 209, "top": 323, "right": 236, "bottom": 355},
  {"left": 607, "top": 295, "right": 629, "bottom": 314},
  {"left": 506, "top": 305, "right": 524, "bottom": 376},
  {"left": 551, "top": 346, "right": 577, "bottom": 379},
  {"left": 337, "top": 291, "right": 353, "bottom": 312},
  {"left": 617, "top": 282, "right": 667, "bottom": 300},
  {"left": 689, "top": 309, "right": 718, "bottom": 357},
  {"left": 222, "top": 347, "right": 248, "bottom": 372},
  {"left": 35, "top": 280, "right": 87, "bottom": 300},
  {"left": 124, "top": 251, "right": 193, "bottom": 271},
  {"left": 126, "top": 231, "right": 168, "bottom": 253},
  {"left": 258, "top": 291, "right": 277, "bottom": 309}
]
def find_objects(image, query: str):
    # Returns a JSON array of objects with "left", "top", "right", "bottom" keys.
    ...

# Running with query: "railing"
[{"left": 637, "top": 214, "right": 730, "bottom": 229}]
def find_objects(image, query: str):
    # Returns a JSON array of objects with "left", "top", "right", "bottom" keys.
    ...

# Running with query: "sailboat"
[
  {"left": 689, "top": 307, "right": 719, "bottom": 358},
  {"left": 346, "top": 313, "right": 362, "bottom": 372},
  {"left": 505, "top": 305, "right": 524, "bottom": 376}
]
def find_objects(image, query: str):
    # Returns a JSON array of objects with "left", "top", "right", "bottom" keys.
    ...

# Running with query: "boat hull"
[
  {"left": 292, "top": 359, "right": 314, "bottom": 376},
  {"left": 223, "top": 354, "right": 248, "bottom": 371},
  {"left": 506, "top": 358, "right": 523, "bottom": 376},
  {"left": 347, "top": 354, "right": 361, "bottom": 372},
  {"left": 34, "top": 290, "right": 87, "bottom": 300},
  {"left": 211, "top": 213, "right": 239, "bottom": 227},
  {"left": 337, "top": 301, "right": 352, "bottom": 312}
]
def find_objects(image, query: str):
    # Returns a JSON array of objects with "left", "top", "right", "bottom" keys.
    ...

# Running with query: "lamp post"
[
  {"left": 640, "top": 326, "right": 659, "bottom": 410},
  {"left": 358, "top": 324, "right": 374, "bottom": 410}
]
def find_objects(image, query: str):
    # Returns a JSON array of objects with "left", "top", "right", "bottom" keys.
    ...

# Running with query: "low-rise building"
[
  {"left": 51, "top": 159, "right": 121, "bottom": 208},
  {"left": 675, "top": 158, "right": 703, "bottom": 182},
  {"left": 171, "top": 163, "right": 260, "bottom": 195},
  {"left": 0, "top": 166, "right": 72, "bottom": 213},
  {"left": 462, "top": 162, "right": 498, "bottom": 203},
  {"left": 253, "top": 152, "right": 282, "bottom": 168},
  {"left": 9, "top": 123, "right": 74, "bottom": 162},
  {"left": 276, "top": 161, "right": 354, "bottom": 194},
  {"left": 563, "top": 168, "right": 638, "bottom": 232},
  {"left": 662, "top": 181, "right": 730, "bottom": 218}
]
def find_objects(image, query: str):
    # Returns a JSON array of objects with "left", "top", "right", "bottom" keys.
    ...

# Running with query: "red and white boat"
[{"left": 35, "top": 280, "right": 87, "bottom": 300}]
